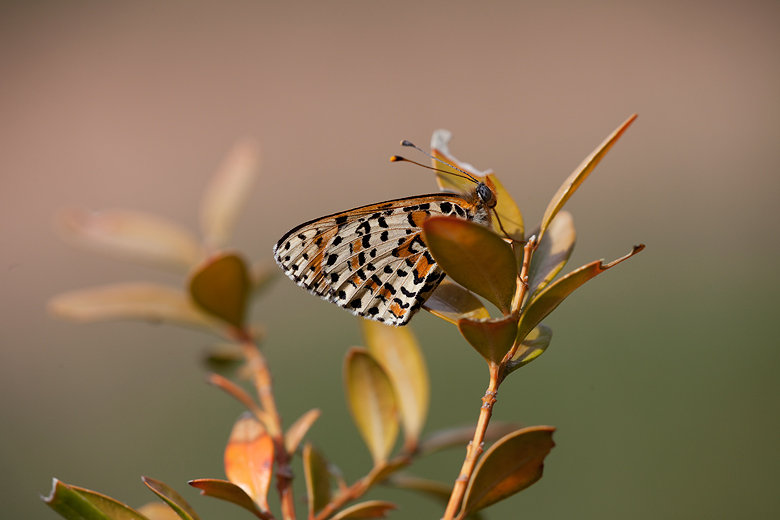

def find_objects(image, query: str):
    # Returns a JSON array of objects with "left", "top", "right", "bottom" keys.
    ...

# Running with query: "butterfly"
[{"left": 273, "top": 145, "right": 500, "bottom": 326}]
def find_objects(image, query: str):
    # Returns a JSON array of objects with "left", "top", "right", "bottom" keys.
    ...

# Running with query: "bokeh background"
[{"left": 2, "top": 1, "right": 779, "bottom": 518}]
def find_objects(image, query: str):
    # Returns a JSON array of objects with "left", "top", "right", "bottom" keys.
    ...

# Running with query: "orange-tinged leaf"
[
  {"left": 224, "top": 412, "right": 275, "bottom": 511},
  {"left": 423, "top": 217, "right": 517, "bottom": 314},
  {"left": 189, "top": 253, "right": 250, "bottom": 328},
  {"left": 57, "top": 208, "right": 202, "bottom": 273},
  {"left": 138, "top": 502, "right": 181, "bottom": 520},
  {"left": 517, "top": 245, "right": 645, "bottom": 344},
  {"left": 462, "top": 426, "right": 556, "bottom": 514},
  {"left": 303, "top": 443, "right": 331, "bottom": 517},
  {"left": 142, "top": 476, "right": 201, "bottom": 520},
  {"left": 538, "top": 114, "right": 637, "bottom": 243},
  {"left": 418, "top": 421, "right": 521, "bottom": 456},
  {"left": 200, "top": 139, "right": 262, "bottom": 250},
  {"left": 48, "top": 282, "right": 224, "bottom": 333},
  {"left": 188, "top": 479, "right": 270, "bottom": 519},
  {"left": 527, "top": 211, "right": 576, "bottom": 300},
  {"left": 504, "top": 324, "right": 553, "bottom": 376},
  {"left": 431, "top": 130, "right": 524, "bottom": 241},
  {"left": 344, "top": 348, "right": 399, "bottom": 466},
  {"left": 423, "top": 280, "right": 490, "bottom": 324},
  {"left": 362, "top": 320, "right": 429, "bottom": 450},
  {"left": 330, "top": 501, "right": 397, "bottom": 519},
  {"left": 458, "top": 315, "right": 519, "bottom": 367},
  {"left": 42, "top": 478, "right": 150, "bottom": 520},
  {"left": 284, "top": 409, "right": 321, "bottom": 454}
]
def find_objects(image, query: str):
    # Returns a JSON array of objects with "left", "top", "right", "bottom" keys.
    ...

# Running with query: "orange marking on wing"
[
  {"left": 394, "top": 237, "right": 421, "bottom": 258},
  {"left": 413, "top": 255, "right": 435, "bottom": 281},
  {"left": 378, "top": 287, "right": 395, "bottom": 300},
  {"left": 390, "top": 302, "right": 406, "bottom": 318},
  {"left": 410, "top": 211, "right": 429, "bottom": 228}
]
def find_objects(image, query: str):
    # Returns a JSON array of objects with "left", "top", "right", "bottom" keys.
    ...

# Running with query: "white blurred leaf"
[
  {"left": 58, "top": 208, "right": 201, "bottom": 272},
  {"left": 200, "top": 139, "right": 262, "bottom": 250}
]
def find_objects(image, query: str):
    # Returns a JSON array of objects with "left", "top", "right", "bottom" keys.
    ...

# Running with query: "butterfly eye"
[{"left": 476, "top": 183, "right": 496, "bottom": 207}]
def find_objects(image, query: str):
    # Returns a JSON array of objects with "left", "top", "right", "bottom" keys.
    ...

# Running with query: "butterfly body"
[{"left": 274, "top": 181, "right": 496, "bottom": 326}]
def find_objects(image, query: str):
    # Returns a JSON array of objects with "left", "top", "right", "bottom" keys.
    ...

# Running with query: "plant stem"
[
  {"left": 234, "top": 328, "right": 297, "bottom": 520},
  {"left": 442, "top": 371, "right": 500, "bottom": 520}
]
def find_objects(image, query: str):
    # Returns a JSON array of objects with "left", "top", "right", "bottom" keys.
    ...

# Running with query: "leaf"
[
  {"left": 384, "top": 475, "right": 486, "bottom": 520},
  {"left": 330, "top": 501, "right": 397, "bottom": 519},
  {"left": 344, "top": 348, "right": 399, "bottom": 465},
  {"left": 417, "top": 421, "right": 521, "bottom": 456},
  {"left": 538, "top": 114, "right": 637, "bottom": 243},
  {"left": 526, "top": 211, "right": 576, "bottom": 300},
  {"left": 504, "top": 324, "right": 553, "bottom": 376},
  {"left": 363, "top": 457, "right": 411, "bottom": 489},
  {"left": 361, "top": 320, "right": 429, "bottom": 450},
  {"left": 423, "top": 280, "right": 490, "bottom": 324},
  {"left": 517, "top": 245, "right": 645, "bottom": 344},
  {"left": 461, "top": 426, "right": 556, "bottom": 514},
  {"left": 202, "top": 343, "right": 244, "bottom": 374},
  {"left": 57, "top": 208, "right": 202, "bottom": 273},
  {"left": 431, "top": 130, "right": 524, "bottom": 242},
  {"left": 200, "top": 139, "right": 262, "bottom": 250},
  {"left": 188, "top": 479, "right": 270, "bottom": 519},
  {"left": 138, "top": 503, "right": 182, "bottom": 520},
  {"left": 48, "top": 282, "right": 224, "bottom": 333},
  {"left": 284, "top": 408, "right": 321, "bottom": 454},
  {"left": 42, "top": 478, "right": 150, "bottom": 520},
  {"left": 457, "top": 315, "right": 519, "bottom": 367},
  {"left": 141, "top": 477, "right": 201, "bottom": 520},
  {"left": 303, "top": 443, "right": 331, "bottom": 517},
  {"left": 189, "top": 253, "right": 250, "bottom": 328},
  {"left": 423, "top": 217, "right": 517, "bottom": 314},
  {"left": 223, "top": 412, "right": 275, "bottom": 511}
]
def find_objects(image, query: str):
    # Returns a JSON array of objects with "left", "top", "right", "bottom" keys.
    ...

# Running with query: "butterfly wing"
[{"left": 274, "top": 193, "right": 484, "bottom": 326}]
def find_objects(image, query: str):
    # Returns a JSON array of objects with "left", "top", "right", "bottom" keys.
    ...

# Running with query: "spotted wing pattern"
[{"left": 274, "top": 192, "right": 489, "bottom": 326}]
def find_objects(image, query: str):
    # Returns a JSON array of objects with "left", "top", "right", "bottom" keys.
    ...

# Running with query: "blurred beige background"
[{"left": 2, "top": 1, "right": 779, "bottom": 518}]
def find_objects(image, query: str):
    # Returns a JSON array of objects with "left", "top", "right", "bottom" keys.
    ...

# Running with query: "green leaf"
[
  {"left": 303, "top": 443, "right": 331, "bottom": 517},
  {"left": 362, "top": 320, "right": 429, "bottom": 450},
  {"left": 423, "top": 217, "right": 517, "bottom": 314},
  {"left": 284, "top": 409, "right": 321, "bottom": 454},
  {"left": 188, "top": 479, "right": 270, "bottom": 519},
  {"left": 330, "top": 501, "right": 397, "bottom": 519},
  {"left": 189, "top": 253, "right": 250, "bottom": 328},
  {"left": 517, "top": 245, "right": 645, "bottom": 344},
  {"left": 141, "top": 477, "right": 201, "bottom": 520},
  {"left": 423, "top": 280, "right": 490, "bottom": 324},
  {"left": 504, "top": 324, "right": 553, "bottom": 376},
  {"left": 461, "top": 426, "right": 556, "bottom": 514},
  {"left": 526, "top": 211, "right": 576, "bottom": 300},
  {"left": 538, "top": 114, "right": 637, "bottom": 244},
  {"left": 431, "top": 130, "right": 524, "bottom": 242},
  {"left": 458, "top": 315, "right": 519, "bottom": 367},
  {"left": 417, "top": 421, "right": 522, "bottom": 456},
  {"left": 199, "top": 139, "right": 261, "bottom": 250},
  {"left": 42, "top": 478, "right": 150, "bottom": 520},
  {"left": 56, "top": 208, "right": 201, "bottom": 273},
  {"left": 344, "top": 348, "right": 399, "bottom": 465},
  {"left": 223, "top": 413, "right": 274, "bottom": 512},
  {"left": 48, "top": 283, "right": 224, "bottom": 333}
]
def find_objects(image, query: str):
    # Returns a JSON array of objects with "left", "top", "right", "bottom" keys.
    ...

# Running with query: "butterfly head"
[{"left": 475, "top": 178, "right": 497, "bottom": 209}]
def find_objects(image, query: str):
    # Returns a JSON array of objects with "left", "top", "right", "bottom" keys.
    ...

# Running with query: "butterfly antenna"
[{"left": 398, "top": 140, "right": 481, "bottom": 184}]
